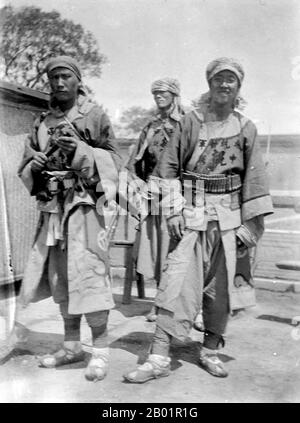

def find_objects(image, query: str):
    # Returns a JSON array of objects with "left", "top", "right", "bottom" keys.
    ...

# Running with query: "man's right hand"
[
  {"left": 131, "top": 177, "right": 147, "bottom": 193},
  {"left": 167, "top": 214, "right": 185, "bottom": 240},
  {"left": 31, "top": 152, "right": 48, "bottom": 172}
]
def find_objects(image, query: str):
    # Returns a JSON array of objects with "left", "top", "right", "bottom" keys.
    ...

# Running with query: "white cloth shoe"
[
  {"left": 85, "top": 347, "right": 109, "bottom": 382},
  {"left": 38, "top": 341, "right": 84, "bottom": 368},
  {"left": 123, "top": 354, "right": 171, "bottom": 383},
  {"left": 199, "top": 347, "right": 228, "bottom": 378}
]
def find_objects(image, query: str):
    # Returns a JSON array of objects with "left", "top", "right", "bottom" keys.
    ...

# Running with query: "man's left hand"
[{"left": 56, "top": 135, "right": 78, "bottom": 155}]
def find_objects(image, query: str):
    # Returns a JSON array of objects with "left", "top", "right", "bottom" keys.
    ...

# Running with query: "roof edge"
[{"left": 0, "top": 80, "right": 50, "bottom": 102}]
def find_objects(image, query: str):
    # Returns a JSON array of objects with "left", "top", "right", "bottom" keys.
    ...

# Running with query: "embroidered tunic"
[{"left": 151, "top": 106, "right": 273, "bottom": 340}]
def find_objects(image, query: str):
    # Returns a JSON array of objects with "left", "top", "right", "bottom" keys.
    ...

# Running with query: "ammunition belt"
[{"left": 182, "top": 171, "right": 242, "bottom": 194}]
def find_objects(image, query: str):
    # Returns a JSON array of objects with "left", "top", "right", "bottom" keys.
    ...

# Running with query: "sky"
[{"left": 3, "top": 0, "right": 300, "bottom": 134}]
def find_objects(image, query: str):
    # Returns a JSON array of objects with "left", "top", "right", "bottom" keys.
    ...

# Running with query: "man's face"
[
  {"left": 153, "top": 90, "right": 174, "bottom": 110},
  {"left": 48, "top": 67, "right": 79, "bottom": 103},
  {"left": 209, "top": 70, "right": 239, "bottom": 106}
]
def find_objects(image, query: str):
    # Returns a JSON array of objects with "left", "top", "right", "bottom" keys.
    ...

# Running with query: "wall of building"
[{"left": 0, "top": 81, "right": 49, "bottom": 285}]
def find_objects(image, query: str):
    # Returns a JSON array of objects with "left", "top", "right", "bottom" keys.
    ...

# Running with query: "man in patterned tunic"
[{"left": 124, "top": 57, "right": 273, "bottom": 382}]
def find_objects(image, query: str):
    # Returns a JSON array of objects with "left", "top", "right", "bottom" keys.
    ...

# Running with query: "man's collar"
[
  {"left": 49, "top": 93, "right": 96, "bottom": 119},
  {"left": 153, "top": 104, "right": 182, "bottom": 123}
]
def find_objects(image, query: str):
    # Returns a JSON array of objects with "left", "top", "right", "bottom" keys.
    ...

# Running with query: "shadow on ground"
[
  {"left": 110, "top": 330, "right": 235, "bottom": 372},
  {"left": 256, "top": 314, "right": 293, "bottom": 325},
  {"left": 113, "top": 293, "right": 154, "bottom": 318}
]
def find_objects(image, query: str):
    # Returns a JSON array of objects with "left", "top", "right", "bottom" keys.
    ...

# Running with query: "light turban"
[
  {"left": 206, "top": 57, "right": 245, "bottom": 86},
  {"left": 45, "top": 56, "right": 82, "bottom": 81},
  {"left": 151, "top": 78, "right": 180, "bottom": 96}
]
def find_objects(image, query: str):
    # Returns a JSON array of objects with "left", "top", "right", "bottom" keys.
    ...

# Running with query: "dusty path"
[{"left": 0, "top": 283, "right": 299, "bottom": 403}]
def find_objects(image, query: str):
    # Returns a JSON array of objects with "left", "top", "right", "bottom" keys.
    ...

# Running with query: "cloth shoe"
[
  {"left": 38, "top": 341, "right": 85, "bottom": 368},
  {"left": 199, "top": 347, "right": 228, "bottom": 378},
  {"left": 123, "top": 354, "right": 170, "bottom": 383},
  {"left": 85, "top": 347, "right": 109, "bottom": 382}
]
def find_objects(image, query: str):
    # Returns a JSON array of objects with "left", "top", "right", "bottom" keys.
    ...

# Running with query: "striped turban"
[
  {"left": 151, "top": 78, "right": 180, "bottom": 96},
  {"left": 206, "top": 57, "right": 245, "bottom": 86},
  {"left": 46, "top": 56, "right": 82, "bottom": 81}
]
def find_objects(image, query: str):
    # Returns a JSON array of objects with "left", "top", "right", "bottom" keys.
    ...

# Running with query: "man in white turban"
[{"left": 126, "top": 77, "right": 184, "bottom": 321}]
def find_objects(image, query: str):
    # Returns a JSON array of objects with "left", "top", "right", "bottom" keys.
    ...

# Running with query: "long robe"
[
  {"left": 126, "top": 107, "right": 183, "bottom": 282},
  {"left": 17, "top": 95, "right": 121, "bottom": 315}
]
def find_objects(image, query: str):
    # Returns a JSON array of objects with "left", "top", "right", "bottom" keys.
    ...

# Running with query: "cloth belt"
[{"left": 182, "top": 171, "right": 242, "bottom": 194}]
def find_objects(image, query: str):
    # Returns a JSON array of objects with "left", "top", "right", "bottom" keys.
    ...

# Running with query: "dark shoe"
[
  {"left": 38, "top": 348, "right": 85, "bottom": 368},
  {"left": 123, "top": 354, "right": 170, "bottom": 384},
  {"left": 199, "top": 353, "right": 228, "bottom": 378}
]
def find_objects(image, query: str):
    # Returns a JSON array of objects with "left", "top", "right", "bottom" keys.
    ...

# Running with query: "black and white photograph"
[{"left": 0, "top": 0, "right": 299, "bottom": 406}]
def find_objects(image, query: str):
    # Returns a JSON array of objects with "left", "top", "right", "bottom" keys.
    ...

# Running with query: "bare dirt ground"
[{"left": 0, "top": 281, "right": 299, "bottom": 404}]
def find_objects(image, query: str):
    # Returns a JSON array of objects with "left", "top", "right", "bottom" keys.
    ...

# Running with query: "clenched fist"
[
  {"left": 55, "top": 127, "right": 79, "bottom": 156},
  {"left": 31, "top": 152, "right": 48, "bottom": 172}
]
